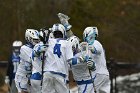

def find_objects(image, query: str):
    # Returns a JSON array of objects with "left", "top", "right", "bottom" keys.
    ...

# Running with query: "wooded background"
[{"left": 0, "top": 0, "right": 140, "bottom": 62}]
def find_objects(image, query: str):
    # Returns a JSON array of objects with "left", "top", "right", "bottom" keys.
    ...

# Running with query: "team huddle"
[{"left": 5, "top": 13, "right": 110, "bottom": 93}]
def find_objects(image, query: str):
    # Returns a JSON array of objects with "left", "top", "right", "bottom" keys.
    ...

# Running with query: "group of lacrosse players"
[{"left": 5, "top": 13, "right": 110, "bottom": 93}]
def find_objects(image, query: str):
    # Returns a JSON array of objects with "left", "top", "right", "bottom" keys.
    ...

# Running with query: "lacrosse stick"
[
  {"left": 40, "top": 28, "right": 51, "bottom": 93},
  {"left": 85, "top": 43, "right": 97, "bottom": 93}
]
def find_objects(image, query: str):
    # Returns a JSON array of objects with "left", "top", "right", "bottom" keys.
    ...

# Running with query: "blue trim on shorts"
[
  {"left": 76, "top": 75, "right": 97, "bottom": 85},
  {"left": 18, "top": 82, "right": 27, "bottom": 91},
  {"left": 83, "top": 84, "right": 88, "bottom": 93},
  {"left": 30, "top": 72, "right": 42, "bottom": 80},
  {"left": 49, "top": 71, "right": 66, "bottom": 78},
  {"left": 76, "top": 79, "right": 93, "bottom": 85}
]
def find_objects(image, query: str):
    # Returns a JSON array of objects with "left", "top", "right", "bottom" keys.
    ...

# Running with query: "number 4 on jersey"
[{"left": 53, "top": 44, "right": 62, "bottom": 58}]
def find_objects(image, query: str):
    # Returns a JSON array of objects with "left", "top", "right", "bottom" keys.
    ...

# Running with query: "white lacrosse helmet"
[
  {"left": 39, "top": 30, "right": 53, "bottom": 39},
  {"left": 12, "top": 41, "right": 22, "bottom": 53},
  {"left": 25, "top": 29, "right": 40, "bottom": 45},
  {"left": 51, "top": 23, "right": 66, "bottom": 38},
  {"left": 12, "top": 41, "right": 22, "bottom": 47},
  {"left": 83, "top": 27, "right": 98, "bottom": 45},
  {"left": 67, "top": 36, "right": 80, "bottom": 52}
]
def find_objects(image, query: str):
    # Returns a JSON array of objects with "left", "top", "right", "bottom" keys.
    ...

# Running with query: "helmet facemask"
[
  {"left": 53, "top": 31, "right": 63, "bottom": 38},
  {"left": 83, "top": 27, "right": 97, "bottom": 45},
  {"left": 31, "top": 38, "right": 40, "bottom": 45},
  {"left": 25, "top": 29, "right": 40, "bottom": 46},
  {"left": 12, "top": 41, "right": 22, "bottom": 53},
  {"left": 85, "top": 32, "right": 96, "bottom": 45},
  {"left": 52, "top": 24, "right": 66, "bottom": 39},
  {"left": 68, "top": 36, "right": 80, "bottom": 55},
  {"left": 13, "top": 47, "right": 20, "bottom": 54}
]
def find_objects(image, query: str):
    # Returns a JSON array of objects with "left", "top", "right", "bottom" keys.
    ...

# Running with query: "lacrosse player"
[
  {"left": 83, "top": 27, "right": 110, "bottom": 93},
  {"left": 30, "top": 29, "right": 52, "bottom": 93},
  {"left": 33, "top": 23, "right": 73, "bottom": 93},
  {"left": 68, "top": 35, "right": 96, "bottom": 93},
  {"left": 15, "top": 29, "right": 40, "bottom": 93},
  {"left": 5, "top": 40, "right": 22, "bottom": 93}
]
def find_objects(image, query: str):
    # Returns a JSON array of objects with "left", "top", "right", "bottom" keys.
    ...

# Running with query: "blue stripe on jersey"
[
  {"left": 30, "top": 72, "right": 42, "bottom": 80},
  {"left": 32, "top": 50, "right": 35, "bottom": 61},
  {"left": 37, "top": 45, "right": 41, "bottom": 53}
]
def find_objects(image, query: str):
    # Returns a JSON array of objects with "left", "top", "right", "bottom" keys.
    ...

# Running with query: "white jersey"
[
  {"left": 71, "top": 51, "right": 91, "bottom": 81},
  {"left": 31, "top": 56, "right": 42, "bottom": 75},
  {"left": 16, "top": 45, "right": 32, "bottom": 76},
  {"left": 91, "top": 40, "right": 109, "bottom": 76},
  {"left": 29, "top": 42, "right": 44, "bottom": 81},
  {"left": 30, "top": 53, "right": 42, "bottom": 93},
  {"left": 44, "top": 38, "right": 73, "bottom": 76},
  {"left": 31, "top": 42, "right": 43, "bottom": 75}
]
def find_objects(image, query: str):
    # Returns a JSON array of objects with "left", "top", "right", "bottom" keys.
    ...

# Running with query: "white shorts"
[
  {"left": 30, "top": 79, "right": 41, "bottom": 93},
  {"left": 15, "top": 74, "right": 29, "bottom": 92},
  {"left": 94, "top": 74, "right": 110, "bottom": 93},
  {"left": 77, "top": 83, "right": 95, "bottom": 93},
  {"left": 42, "top": 71, "right": 69, "bottom": 93}
]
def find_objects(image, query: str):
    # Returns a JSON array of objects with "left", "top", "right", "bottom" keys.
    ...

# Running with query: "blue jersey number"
[{"left": 53, "top": 44, "right": 61, "bottom": 58}]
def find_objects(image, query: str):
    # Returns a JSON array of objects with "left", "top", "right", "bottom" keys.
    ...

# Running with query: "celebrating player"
[
  {"left": 33, "top": 23, "right": 73, "bottom": 93},
  {"left": 68, "top": 35, "right": 96, "bottom": 93},
  {"left": 83, "top": 27, "right": 110, "bottom": 93},
  {"left": 30, "top": 29, "right": 52, "bottom": 93},
  {"left": 15, "top": 29, "right": 40, "bottom": 93}
]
